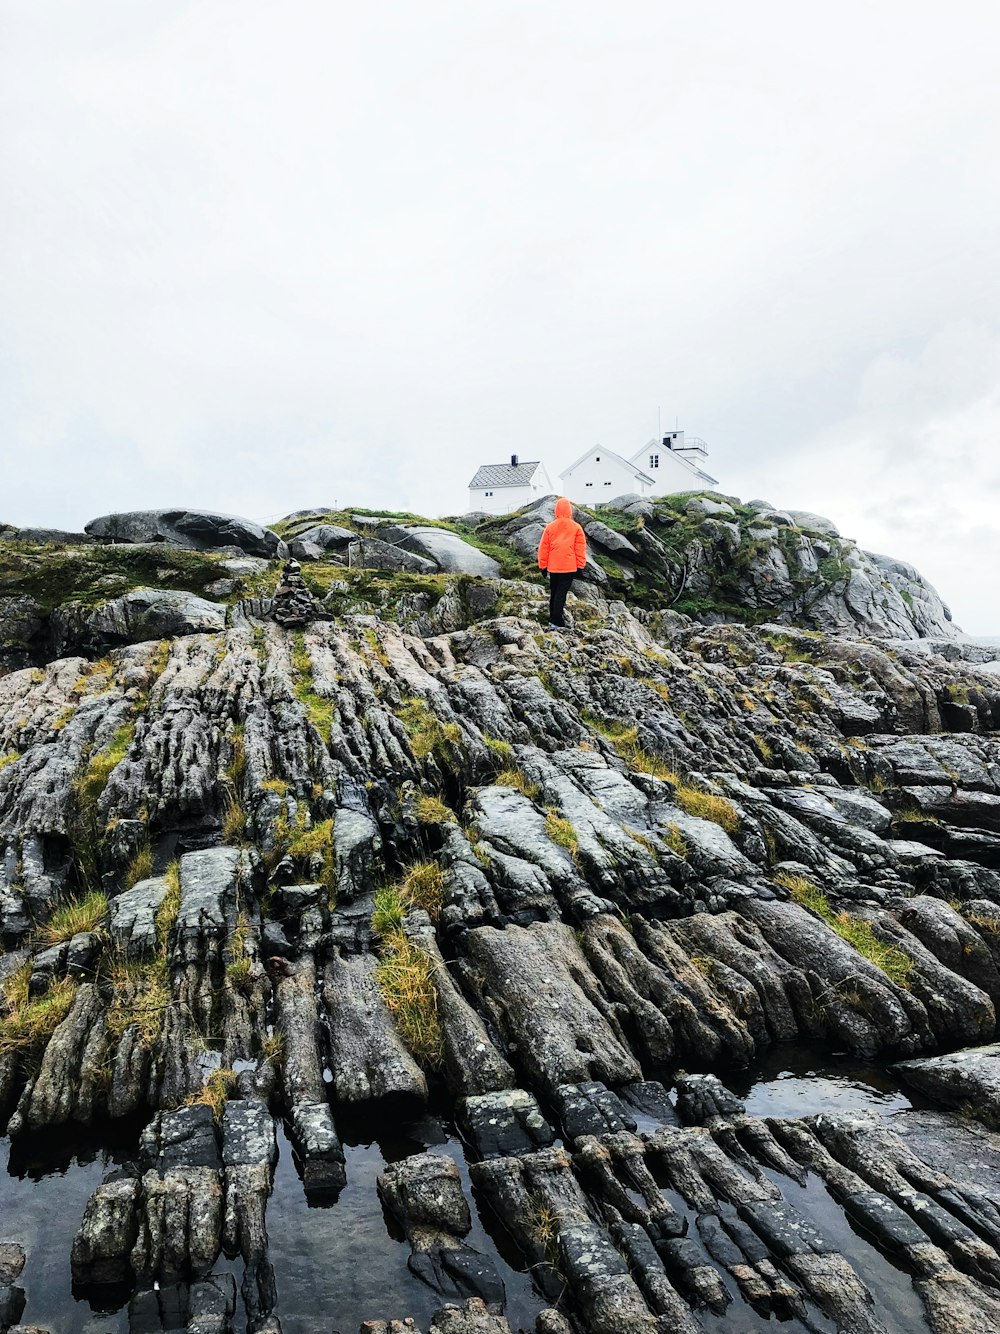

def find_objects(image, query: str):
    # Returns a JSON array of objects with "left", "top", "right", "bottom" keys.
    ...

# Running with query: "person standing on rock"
[{"left": 537, "top": 497, "right": 587, "bottom": 629}]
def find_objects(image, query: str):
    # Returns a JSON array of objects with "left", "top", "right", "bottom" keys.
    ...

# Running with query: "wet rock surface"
[{"left": 4, "top": 493, "right": 1000, "bottom": 1331}]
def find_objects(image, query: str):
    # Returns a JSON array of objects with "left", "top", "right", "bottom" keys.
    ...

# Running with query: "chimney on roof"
[{"left": 511, "top": 454, "right": 518, "bottom": 467}]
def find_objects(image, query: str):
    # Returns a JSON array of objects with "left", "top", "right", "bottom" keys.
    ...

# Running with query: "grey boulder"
[
  {"left": 86, "top": 589, "right": 227, "bottom": 644},
  {"left": 382, "top": 527, "right": 500, "bottom": 577},
  {"left": 85, "top": 509, "right": 285, "bottom": 559},
  {"left": 787, "top": 510, "right": 840, "bottom": 536},
  {"left": 352, "top": 538, "right": 437, "bottom": 574},
  {"left": 597, "top": 493, "right": 655, "bottom": 519},
  {"left": 293, "top": 524, "right": 355, "bottom": 550},
  {"left": 895, "top": 1045, "right": 1000, "bottom": 1127},
  {"left": 10, "top": 527, "right": 96, "bottom": 545},
  {"left": 288, "top": 540, "right": 325, "bottom": 562}
]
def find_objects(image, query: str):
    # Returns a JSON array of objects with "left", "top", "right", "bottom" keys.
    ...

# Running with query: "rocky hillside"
[
  {"left": 1, "top": 497, "right": 1000, "bottom": 1334},
  {"left": 0, "top": 493, "right": 957, "bottom": 675}
]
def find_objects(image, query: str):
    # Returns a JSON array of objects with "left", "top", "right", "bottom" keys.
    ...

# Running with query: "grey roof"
[{"left": 469, "top": 461, "right": 542, "bottom": 489}]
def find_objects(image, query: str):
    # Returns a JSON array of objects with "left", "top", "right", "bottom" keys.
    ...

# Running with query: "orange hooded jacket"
[{"left": 538, "top": 497, "right": 587, "bottom": 574}]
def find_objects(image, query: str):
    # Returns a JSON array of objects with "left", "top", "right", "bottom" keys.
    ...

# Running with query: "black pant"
[{"left": 548, "top": 571, "right": 575, "bottom": 626}]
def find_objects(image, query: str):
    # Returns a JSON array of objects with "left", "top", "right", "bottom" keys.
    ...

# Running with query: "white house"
[
  {"left": 560, "top": 432, "right": 718, "bottom": 505},
  {"left": 468, "top": 456, "right": 554, "bottom": 516}
]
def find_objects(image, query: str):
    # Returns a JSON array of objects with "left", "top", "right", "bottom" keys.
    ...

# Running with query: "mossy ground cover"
[
  {"left": 274, "top": 507, "right": 540, "bottom": 583},
  {"left": 0, "top": 541, "right": 232, "bottom": 611},
  {"left": 291, "top": 632, "right": 336, "bottom": 742}
]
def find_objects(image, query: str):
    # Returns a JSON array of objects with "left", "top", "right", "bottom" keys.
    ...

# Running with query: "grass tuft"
[
  {"left": 398, "top": 697, "right": 461, "bottom": 764},
  {"left": 105, "top": 952, "right": 171, "bottom": 1043},
  {"left": 627, "top": 829, "right": 660, "bottom": 857},
  {"left": 261, "top": 1031, "right": 284, "bottom": 1062},
  {"left": 546, "top": 810, "right": 579, "bottom": 860},
  {"left": 0, "top": 751, "right": 19, "bottom": 772},
  {"left": 287, "top": 816, "right": 335, "bottom": 889},
  {"left": 222, "top": 798, "right": 249, "bottom": 844},
  {"left": 414, "top": 793, "right": 455, "bottom": 825},
  {"left": 291, "top": 632, "right": 336, "bottom": 743},
  {"left": 401, "top": 861, "right": 445, "bottom": 922},
  {"left": 674, "top": 785, "right": 740, "bottom": 834},
  {"left": 186, "top": 1068, "right": 238, "bottom": 1121},
  {"left": 124, "top": 843, "right": 154, "bottom": 889},
  {"left": 0, "top": 965, "right": 78, "bottom": 1054},
  {"left": 372, "top": 885, "right": 407, "bottom": 936},
  {"left": 832, "top": 914, "right": 913, "bottom": 989},
  {"left": 495, "top": 768, "right": 542, "bottom": 802},
  {"left": 483, "top": 735, "right": 514, "bottom": 762},
  {"left": 775, "top": 871, "right": 913, "bottom": 988},
  {"left": 374, "top": 932, "right": 444, "bottom": 1070},
  {"left": 579, "top": 709, "right": 678, "bottom": 781},
  {"left": 664, "top": 825, "right": 690, "bottom": 858},
  {"left": 36, "top": 890, "right": 108, "bottom": 945},
  {"left": 155, "top": 860, "right": 182, "bottom": 947},
  {"left": 75, "top": 723, "right": 135, "bottom": 816}
]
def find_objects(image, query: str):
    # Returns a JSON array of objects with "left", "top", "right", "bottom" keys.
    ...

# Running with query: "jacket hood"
[{"left": 554, "top": 497, "right": 573, "bottom": 520}]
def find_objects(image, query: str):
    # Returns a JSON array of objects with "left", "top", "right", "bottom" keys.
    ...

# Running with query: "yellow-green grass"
[
  {"left": 75, "top": 723, "right": 135, "bottom": 816},
  {"left": 372, "top": 885, "right": 407, "bottom": 936},
  {"left": 401, "top": 861, "right": 445, "bottom": 922},
  {"left": 226, "top": 914, "right": 253, "bottom": 993},
  {"left": 291, "top": 633, "right": 336, "bottom": 743},
  {"left": 674, "top": 785, "right": 740, "bottom": 835},
  {"left": 124, "top": 844, "right": 154, "bottom": 889},
  {"left": 36, "top": 890, "right": 108, "bottom": 945},
  {"left": 775, "top": 870, "right": 913, "bottom": 989},
  {"left": 374, "top": 932, "right": 444, "bottom": 1070},
  {"left": 546, "top": 811, "right": 579, "bottom": 860},
  {"left": 495, "top": 768, "right": 541, "bottom": 802},
  {"left": 398, "top": 698, "right": 461, "bottom": 763},
  {"left": 186, "top": 1067, "right": 238, "bottom": 1120},
  {"left": 104, "top": 856, "right": 183, "bottom": 1045},
  {"left": 579, "top": 710, "right": 680, "bottom": 783},
  {"left": 664, "top": 825, "right": 689, "bottom": 858},
  {"left": 155, "top": 860, "right": 182, "bottom": 946},
  {"left": 482, "top": 735, "right": 514, "bottom": 762},
  {"left": 414, "top": 793, "right": 455, "bottom": 825},
  {"left": 287, "top": 816, "right": 335, "bottom": 889},
  {"left": 105, "top": 952, "right": 172, "bottom": 1044},
  {"left": 0, "top": 963, "right": 78, "bottom": 1055},
  {"left": 222, "top": 798, "right": 249, "bottom": 844}
]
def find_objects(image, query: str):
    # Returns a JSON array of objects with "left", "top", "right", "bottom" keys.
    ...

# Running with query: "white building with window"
[
  {"left": 468, "top": 456, "right": 554, "bottom": 515},
  {"left": 559, "top": 432, "right": 718, "bottom": 505}
]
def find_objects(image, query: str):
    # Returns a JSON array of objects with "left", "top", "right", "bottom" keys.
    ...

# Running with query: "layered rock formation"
[{"left": 2, "top": 493, "right": 1000, "bottom": 1333}]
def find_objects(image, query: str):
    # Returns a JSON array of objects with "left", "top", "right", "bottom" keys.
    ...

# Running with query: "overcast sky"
[{"left": 2, "top": 2, "right": 999, "bottom": 628}]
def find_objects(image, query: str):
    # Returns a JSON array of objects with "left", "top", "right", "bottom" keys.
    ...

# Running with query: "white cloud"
[
  {"left": 2, "top": 2, "right": 999, "bottom": 627},
  {"left": 724, "top": 324, "right": 1000, "bottom": 633}
]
